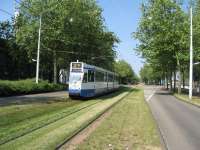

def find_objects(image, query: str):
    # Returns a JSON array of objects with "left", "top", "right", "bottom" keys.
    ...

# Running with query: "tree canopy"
[
  {"left": 134, "top": 0, "right": 190, "bottom": 92},
  {"left": 140, "top": 63, "right": 162, "bottom": 85},
  {"left": 0, "top": 0, "right": 119, "bottom": 82},
  {"left": 114, "top": 60, "right": 139, "bottom": 84}
]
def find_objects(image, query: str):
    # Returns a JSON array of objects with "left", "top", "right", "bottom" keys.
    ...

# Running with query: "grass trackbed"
[
  {"left": 0, "top": 88, "right": 129, "bottom": 150},
  {"left": 77, "top": 88, "right": 161, "bottom": 150}
]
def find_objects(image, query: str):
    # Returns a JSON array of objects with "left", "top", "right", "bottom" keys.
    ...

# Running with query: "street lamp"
[
  {"left": 194, "top": 62, "right": 200, "bottom": 65},
  {"left": 189, "top": 7, "right": 193, "bottom": 100},
  {"left": 35, "top": 14, "right": 42, "bottom": 84},
  {"left": 13, "top": 1, "right": 73, "bottom": 84},
  {"left": 69, "top": 18, "right": 73, "bottom": 22},
  {"left": 35, "top": 16, "right": 73, "bottom": 84},
  {"left": 32, "top": 59, "right": 37, "bottom": 62}
]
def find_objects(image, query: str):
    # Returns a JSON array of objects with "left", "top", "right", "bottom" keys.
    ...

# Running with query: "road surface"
[
  {"left": 0, "top": 91, "right": 68, "bottom": 106},
  {"left": 144, "top": 86, "right": 200, "bottom": 150}
]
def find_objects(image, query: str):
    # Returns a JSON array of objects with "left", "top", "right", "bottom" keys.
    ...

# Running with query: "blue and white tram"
[{"left": 69, "top": 61, "right": 119, "bottom": 98}]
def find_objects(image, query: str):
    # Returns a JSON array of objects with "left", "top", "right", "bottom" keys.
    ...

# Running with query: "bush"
[{"left": 0, "top": 79, "right": 67, "bottom": 97}]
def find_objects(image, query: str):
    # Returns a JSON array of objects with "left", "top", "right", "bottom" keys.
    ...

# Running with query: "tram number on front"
[{"left": 72, "top": 63, "right": 82, "bottom": 69}]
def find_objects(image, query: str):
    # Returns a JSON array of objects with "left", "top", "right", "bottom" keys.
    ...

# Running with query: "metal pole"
[
  {"left": 189, "top": 7, "right": 193, "bottom": 99},
  {"left": 36, "top": 14, "right": 42, "bottom": 84}
]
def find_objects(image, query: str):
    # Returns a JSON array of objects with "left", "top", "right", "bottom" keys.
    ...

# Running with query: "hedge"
[{"left": 0, "top": 79, "right": 67, "bottom": 97}]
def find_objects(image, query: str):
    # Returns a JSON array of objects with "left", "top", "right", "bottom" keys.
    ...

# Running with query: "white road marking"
[
  {"left": 146, "top": 90, "right": 156, "bottom": 102},
  {"left": 144, "top": 86, "right": 160, "bottom": 102}
]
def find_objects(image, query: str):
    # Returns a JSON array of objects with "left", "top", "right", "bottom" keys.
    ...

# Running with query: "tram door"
[
  {"left": 88, "top": 70, "right": 95, "bottom": 90},
  {"left": 106, "top": 72, "right": 108, "bottom": 90}
]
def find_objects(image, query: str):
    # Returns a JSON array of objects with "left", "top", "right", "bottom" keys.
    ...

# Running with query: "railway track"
[
  {"left": 56, "top": 90, "right": 132, "bottom": 150},
  {"left": 0, "top": 89, "right": 131, "bottom": 149},
  {"left": 0, "top": 100, "right": 102, "bottom": 145}
]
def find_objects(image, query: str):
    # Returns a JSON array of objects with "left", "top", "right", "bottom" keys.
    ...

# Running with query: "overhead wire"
[{"left": 0, "top": 8, "right": 13, "bottom": 17}]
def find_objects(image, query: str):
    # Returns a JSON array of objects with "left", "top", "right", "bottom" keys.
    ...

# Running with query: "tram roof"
[{"left": 71, "top": 62, "right": 117, "bottom": 75}]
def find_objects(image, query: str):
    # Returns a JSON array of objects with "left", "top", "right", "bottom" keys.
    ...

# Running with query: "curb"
[{"left": 173, "top": 95, "right": 200, "bottom": 109}]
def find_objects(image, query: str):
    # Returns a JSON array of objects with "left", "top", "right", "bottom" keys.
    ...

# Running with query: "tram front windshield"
[{"left": 69, "top": 73, "right": 82, "bottom": 83}]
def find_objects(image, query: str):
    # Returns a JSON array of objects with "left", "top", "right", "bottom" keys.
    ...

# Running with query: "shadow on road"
[{"left": 156, "top": 92, "right": 172, "bottom": 96}]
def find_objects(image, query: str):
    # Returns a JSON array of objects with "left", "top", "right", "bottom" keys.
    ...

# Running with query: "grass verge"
[
  {"left": 77, "top": 88, "right": 161, "bottom": 150},
  {"left": 174, "top": 93, "right": 200, "bottom": 107},
  {"left": 0, "top": 88, "right": 130, "bottom": 150},
  {"left": 0, "top": 79, "right": 67, "bottom": 97}
]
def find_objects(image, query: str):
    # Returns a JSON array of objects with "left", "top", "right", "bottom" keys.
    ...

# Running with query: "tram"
[{"left": 69, "top": 61, "right": 119, "bottom": 98}]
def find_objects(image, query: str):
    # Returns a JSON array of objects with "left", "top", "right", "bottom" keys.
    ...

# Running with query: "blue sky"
[
  {"left": 97, "top": 0, "right": 144, "bottom": 75},
  {"left": 0, "top": 0, "right": 144, "bottom": 75}
]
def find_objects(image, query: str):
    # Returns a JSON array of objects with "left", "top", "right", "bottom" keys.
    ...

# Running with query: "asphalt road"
[
  {"left": 0, "top": 91, "right": 68, "bottom": 106},
  {"left": 144, "top": 86, "right": 200, "bottom": 150}
]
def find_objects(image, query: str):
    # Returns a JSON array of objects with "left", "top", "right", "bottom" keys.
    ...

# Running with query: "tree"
[
  {"left": 0, "top": 20, "right": 32, "bottom": 79},
  {"left": 140, "top": 64, "right": 162, "bottom": 85},
  {"left": 15, "top": 0, "right": 119, "bottom": 83},
  {"left": 134, "top": 0, "right": 189, "bottom": 93},
  {"left": 114, "top": 60, "right": 139, "bottom": 84}
]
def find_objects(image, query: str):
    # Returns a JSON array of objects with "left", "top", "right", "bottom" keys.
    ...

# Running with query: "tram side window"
[
  {"left": 113, "top": 75, "right": 117, "bottom": 82},
  {"left": 88, "top": 70, "right": 94, "bottom": 82},
  {"left": 107, "top": 74, "right": 110, "bottom": 82},
  {"left": 95, "top": 71, "right": 104, "bottom": 82},
  {"left": 108, "top": 74, "right": 113, "bottom": 82},
  {"left": 115, "top": 76, "right": 119, "bottom": 82},
  {"left": 83, "top": 72, "right": 88, "bottom": 83},
  {"left": 111, "top": 74, "right": 114, "bottom": 82},
  {"left": 104, "top": 73, "right": 107, "bottom": 82}
]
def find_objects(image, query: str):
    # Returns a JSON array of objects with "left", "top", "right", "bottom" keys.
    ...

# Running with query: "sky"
[
  {"left": 0, "top": 0, "right": 144, "bottom": 75},
  {"left": 97, "top": 0, "right": 144, "bottom": 75}
]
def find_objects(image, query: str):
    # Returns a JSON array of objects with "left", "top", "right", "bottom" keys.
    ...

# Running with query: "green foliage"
[
  {"left": 134, "top": 0, "right": 189, "bottom": 89},
  {"left": 0, "top": 21, "right": 13, "bottom": 39},
  {"left": 0, "top": 0, "right": 119, "bottom": 81},
  {"left": 0, "top": 79, "right": 66, "bottom": 96},
  {"left": 114, "top": 60, "right": 139, "bottom": 84},
  {"left": 140, "top": 64, "right": 162, "bottom": 84},
  {"left": 193, "top": 1, "right": 200, "bottom": 58},
  {"left": 0, "top": 20, "right": 36, "bottom": 80},
  {"left": 14, "top": 0, "right": 118, "bottom": 81}
]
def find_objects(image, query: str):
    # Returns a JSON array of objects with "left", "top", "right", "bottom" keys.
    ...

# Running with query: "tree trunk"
[
  {"left": 182, "top": 70, "right": 185, "bottom": 89},
  {"left": 177, "top": 69, "right": 182, "bottom": 94},
  {"left": 173, "top": 71, "right": 176, "bottom": 92},
  {"left": 53, "top": 51, "right": 57, "bottom": 84},
  {"left": 170, "top": 71, "right": 173, "bottom": 91},
  {"left": 176, "top": 54, "right": 181, "bottom": 94},
  {"left": 166, "top": 76, "right": 169, "bottom": 90}
]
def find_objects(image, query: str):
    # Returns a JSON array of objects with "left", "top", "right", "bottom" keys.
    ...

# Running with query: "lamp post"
[
  {"left": 194, "top": 62, "right": 200, "bottom": 65},
  {"left": 35, "top": 14, "right": 42, "bottom": 84},
  {"left": 189, "top": 7, "right": 193, "bottom": 100}
]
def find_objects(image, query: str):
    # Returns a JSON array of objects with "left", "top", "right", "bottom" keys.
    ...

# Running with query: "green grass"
[
  {"left": 0, "top": 88, "right": 130, "bottom": 150},
  {"left": 174, "top": 93, "right": 200, "bottom": 107},
  {"left": 0, "top": 79, "right": 67, "bottom": 97},
  {"left": 77, "top": 89, "right": 161, "bottom": 150},
  {"left": 0, "top": 98, "right": 84, "bottom": 145}
]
